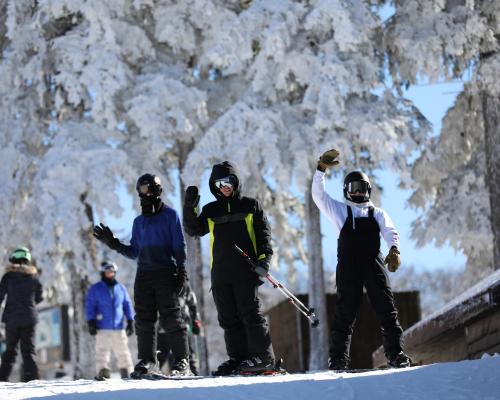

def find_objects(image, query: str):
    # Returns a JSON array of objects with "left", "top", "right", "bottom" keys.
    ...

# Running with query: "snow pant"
[
  {"left": 134, "top": 270, "right": 188, "bottom": 362},
  {"left": 331, "top": 206, "right": 404, "bottom": 365},
  {"left": 95, "top": 330, "right": 133, "bottom": 374},
  {"left": 330, "top": 253, "right": 404, "bottom": 364},
  {"left": 212, "top": 281, "right": 274, "bottom": 361},
  {"left": 0, "top": 324, "right": 38, "bottom": 382},
  {"left": 157, "top": 331, "right": 199, "bottom": 375}
]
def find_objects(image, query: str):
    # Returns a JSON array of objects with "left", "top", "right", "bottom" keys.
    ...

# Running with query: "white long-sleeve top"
[{"left": 311, "top": 170, "right": 400, "bottom": 249}]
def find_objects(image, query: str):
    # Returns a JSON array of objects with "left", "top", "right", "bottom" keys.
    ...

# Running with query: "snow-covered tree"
[
  {"left": 385, "top": 0, "right": 500, "bottom": 275},
  {"left": 0, "top": 0, "right": 142, "bottom": 377}
]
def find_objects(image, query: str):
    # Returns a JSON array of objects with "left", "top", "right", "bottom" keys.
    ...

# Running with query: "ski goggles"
[
  {"left": 138, "top": 184, "right": 151, "bottom": 195},
  {"left": 101, "top": 262, "right": 118, "bottom": 273},
  {"left": 214, "top": 176, "right": 236, "bottom": 189},
  {"left": 346, "top": 180, "right": 370, "bottom": 194}
]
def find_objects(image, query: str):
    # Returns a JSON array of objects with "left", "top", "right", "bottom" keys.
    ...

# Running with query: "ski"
[
  {"left": 329, "top": 368, "right": 381, "bottom": 374},
  {"left": 127, "top": 370, "right": 287, "bottom": 380}
]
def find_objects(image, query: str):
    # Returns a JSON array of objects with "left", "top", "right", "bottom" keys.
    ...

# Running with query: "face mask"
[
  {"left": 101, "top": 272, "right": 117, "bottom": 286},
  {"left": 140, "top": 196, "right": 162, "bottom": 215},
  {"left": 349, "top": 194, "right": 368, "bottom": 203}
]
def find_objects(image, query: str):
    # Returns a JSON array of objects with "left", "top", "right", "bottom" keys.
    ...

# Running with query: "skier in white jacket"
[{"left": 312, "top": 148, "right": 411, "bottom": 370}]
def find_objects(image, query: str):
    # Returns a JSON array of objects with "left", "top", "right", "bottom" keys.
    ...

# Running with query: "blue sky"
[
  {"left": 320, "top": 80, "right": 467, "bottom": 271},
  {"left": 104, "top": 79, "right": 467, "bottom": 276}
]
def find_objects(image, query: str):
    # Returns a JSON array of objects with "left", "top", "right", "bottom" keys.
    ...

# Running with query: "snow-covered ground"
[{"left": 1, "top": 356, "right": 499, "bottom": 400}]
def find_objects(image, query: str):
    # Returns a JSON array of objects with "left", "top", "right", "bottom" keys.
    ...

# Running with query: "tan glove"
[
  {"left": 385, "top": 246, "right": 401, "bottom": 272},
  {"left": 317, "top": 149, "right": 340, "bottom": 171}
]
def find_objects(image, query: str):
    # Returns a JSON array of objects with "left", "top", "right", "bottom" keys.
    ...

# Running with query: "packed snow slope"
[{"left": 2, "top": 356, "right": 499, "bottom": 400}]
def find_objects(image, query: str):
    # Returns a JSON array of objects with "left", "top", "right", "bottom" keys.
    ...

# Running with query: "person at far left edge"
[{"left": 93, "top": 173, "right": 190, "bottom": 378}]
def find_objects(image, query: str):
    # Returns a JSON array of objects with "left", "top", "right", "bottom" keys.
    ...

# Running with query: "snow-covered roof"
[{"left": 405, "top": 269, "right": 500, "bottom": 339}]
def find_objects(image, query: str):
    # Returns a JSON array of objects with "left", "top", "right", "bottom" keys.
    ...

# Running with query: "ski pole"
[{"left": 233, "top": 244, "right": 320, "bottom": 328}]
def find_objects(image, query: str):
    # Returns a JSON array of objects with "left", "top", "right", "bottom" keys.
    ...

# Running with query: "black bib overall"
[{"left": 330, "top": 206, "right": 403, "bottom": 364}]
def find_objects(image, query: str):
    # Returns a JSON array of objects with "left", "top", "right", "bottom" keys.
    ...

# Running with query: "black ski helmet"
[
  {"left": 343, "top": 171, "right": 371, "bottom": 203},
  {"left": 136, "top": 173, "right": 162, "bottom": 198}
]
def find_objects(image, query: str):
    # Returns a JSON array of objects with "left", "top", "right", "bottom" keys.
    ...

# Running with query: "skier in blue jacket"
[
  {"left": 86, "top": 261, "right": 135, "bottom": 380},
  {"left": 93, "top": 173, "right": 190, "bottom": 377}
]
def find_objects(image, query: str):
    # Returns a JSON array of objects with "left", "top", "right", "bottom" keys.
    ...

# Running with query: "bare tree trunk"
[
  {"left": 305, "top": 183, "right": 329, "bottom": 370},
  {"left": 177, "top": 141, "right": 210, "bottom": 374},
  {"left": 69, "top": 193, "right": 98, "bottom": 379},
  {"left": 483, "top": 91, "right": 500, "bottom": 270},
  {"left": 69, "top": 267, "right": 93, "bottom": 379}
]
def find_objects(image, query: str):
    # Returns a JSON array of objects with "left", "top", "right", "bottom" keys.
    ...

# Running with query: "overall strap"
[
  {"left": 346, "top": 205, "right": 354, "bottom": 230},
  {"left": 368, "top": 207, "right": 374, "bottom": 219},
  {"left": 347, "top": 205, "right": 353, "bottom": 221}
]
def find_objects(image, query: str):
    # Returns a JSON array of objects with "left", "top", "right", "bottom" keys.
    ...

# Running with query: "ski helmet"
[
  {"left": 136, "top": 173, "right": 162, "bottom": 198},
  {"left": 9, "top": 247, "right": 32, "bottom": 264},
  {"left": 100, "top": 260, "right": 118, "bottom": 273},
  {"left": 343, "top": 171, "right": 371, "bottom": 203}
]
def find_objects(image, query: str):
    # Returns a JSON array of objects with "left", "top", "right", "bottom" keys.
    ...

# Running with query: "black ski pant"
[
  {"left": 330, "top": 254, "right": 403, "bottom": 364},
  {"left": 0, "top": 324, "right": 38, "bottom": 382},
  {"left": 212, "top": 281, "right": 274, "bottom": 362},
  {"left": 134, "top": 270, "right": 188, "bottom": 363},
  {"left": 157, "top": 332, "right": 198, "bottom": 374}
]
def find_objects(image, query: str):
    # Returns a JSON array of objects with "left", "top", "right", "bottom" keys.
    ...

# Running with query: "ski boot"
[
  {"left": 237, "top": 356, "right": 276, "bottom": 375},
  {"left": 130, "top": 359, "right": 158, "bottom": 379},
  {"left": 95, "top": 368, "right": 111, "bottom": 381},
  {"left": 387, "top": 351, "right": 412, "bottom": 368},
  {"left": 170, "top": 358, "right": 192, "bottom": 376},
  {"left": 120, "top": 368, "right": 130, "bottom": 379},
  {"left": 211, "top": 358, "right": 241, "bottom": 376},
  {"left": 189, "top": 359, "right": 199, "bottom": 376},
  {"left": 328, "top": 357, "right": 350, "bottom": 371}
]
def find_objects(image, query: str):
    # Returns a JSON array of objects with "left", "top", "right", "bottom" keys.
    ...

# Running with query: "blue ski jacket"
[
  {"left": 116, "top": 205, "right": 187, "bottom": 272},
  {"left": 85, "top": 281, "right": 134, "bottom": 330}
]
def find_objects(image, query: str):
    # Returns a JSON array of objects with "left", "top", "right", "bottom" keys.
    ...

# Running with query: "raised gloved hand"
[
  {"left": 88, "top": 320, "right": 97, "bottom": 336},
  {"left": 126, "top": 320, "right": 134, "bottom": 337},
  {"left": 93, "top": 223, "right": 120, "bottom": 250},
  {"left": 385, "top": 246, "right": 401, "bottom": 272},
  {"left": 185, "top": 186, "right": 200, "bottom": 208},
  {"left": 317, "top": 149, "right": 340, "bottom": 172},
  {"left": 192, "top": 319, "right": 202, "bottom": 335},
  {"left": 173, "top": 268, "right": 188, "bottom": 296},
  {"left": 254, "top": 259, "right": 270, "bottom": 277}
]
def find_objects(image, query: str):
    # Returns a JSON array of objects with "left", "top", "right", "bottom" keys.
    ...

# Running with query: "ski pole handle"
[{"left": 234, "top": 244, "right": 262, "bottom": 271}]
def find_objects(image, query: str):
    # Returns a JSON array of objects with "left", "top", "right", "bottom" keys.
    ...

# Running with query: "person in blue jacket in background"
[
  {"left": 93, "top": 173, "right": 190, "bottom": 377},
  {"left": 86, "top": 261, "right": 135, "bottom": 380}
]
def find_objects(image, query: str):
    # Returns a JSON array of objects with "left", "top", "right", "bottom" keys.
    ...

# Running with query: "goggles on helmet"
[
  {"left": 346, "top": 180, "right": 369, "bottom": 194},
  {"left": 214, "top": 176, "right": 235, "bottom": 189},
  {"left": 101, "top": 262, "right": 118, "bottom": 273},
  {"left": 138, "top": 184, "right": 152, "bottom": 195}
]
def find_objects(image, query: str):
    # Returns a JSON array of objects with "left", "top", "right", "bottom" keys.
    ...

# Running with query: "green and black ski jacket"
[{"left": 183, "top": 161, "right": 273, "bottom": 284}]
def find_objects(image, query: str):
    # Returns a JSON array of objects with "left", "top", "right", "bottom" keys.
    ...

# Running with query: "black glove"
[
  {"left": 126, "top": 320, "right": 134, "bottom": 337},
  {"left": 93, "top": 223, "right": 120, "bottom": 250},
  {"left": 88, "top": 320, "right": 97, "bottom": 336},
  {"left": 173, "top": 268, "right": 188, "bottom": 296},
  {"left": 191, "top": 319, "right": 202, "bottom": 335},
  {"left": 185, "top": 186, "right": 200, "bottom": 208},
  {"left": 254, "top": 259, "right": 270, "bottom": 277}
]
